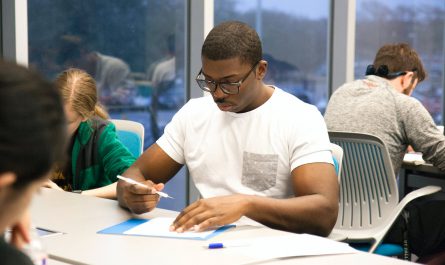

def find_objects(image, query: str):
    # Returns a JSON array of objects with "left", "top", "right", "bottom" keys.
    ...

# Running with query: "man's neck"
[
  {"left": 252, "top": 84, "right": 275, "bottom": 108},
  {"left": 387, "top": 78, "right": 405, "bottom": 94}
]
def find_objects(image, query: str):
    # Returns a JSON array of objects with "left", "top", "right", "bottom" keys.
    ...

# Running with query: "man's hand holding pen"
[{"left": 117, "top": 175, "right": 165, "bottom": 214}]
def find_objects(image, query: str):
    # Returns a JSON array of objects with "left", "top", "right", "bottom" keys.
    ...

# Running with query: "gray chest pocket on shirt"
[{"left": 242, "top": 151, "right": 278, "bottom": 191}]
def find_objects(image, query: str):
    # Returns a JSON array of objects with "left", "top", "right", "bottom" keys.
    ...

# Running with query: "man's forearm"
[{"left": 244, "top": 194, "right": 338, "bottom": 236}]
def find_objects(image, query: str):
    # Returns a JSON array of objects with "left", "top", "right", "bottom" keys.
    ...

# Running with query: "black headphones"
[{"left": 365, "top": 64, "right": 414, "bottom": 79}]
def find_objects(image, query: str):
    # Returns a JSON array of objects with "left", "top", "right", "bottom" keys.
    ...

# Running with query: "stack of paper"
[{"left": 403, "top": 152, "right": 426, "bottom": 165}]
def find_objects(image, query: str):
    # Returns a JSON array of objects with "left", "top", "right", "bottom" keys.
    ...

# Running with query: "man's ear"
[
  {"left": 257, "top": 60, "right": 268, "bottom": 80},
  {"left": 0, "top": 172, "right": 16, "bottom": 189},
  {"left": 402, "top": 72, "right": 414, "bottom": 89},
  {"left": 402, "top": 72, "right": 417, "bottom": 96}
]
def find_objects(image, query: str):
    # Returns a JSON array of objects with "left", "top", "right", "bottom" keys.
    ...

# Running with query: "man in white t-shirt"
[{"left": 117, "top": 21, "right": 338, "bottom": 236}]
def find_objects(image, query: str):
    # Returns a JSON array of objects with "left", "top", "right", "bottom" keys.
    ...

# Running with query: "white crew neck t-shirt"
[{"left": 157, "top": 87, "right": 333, "bottom": 199}]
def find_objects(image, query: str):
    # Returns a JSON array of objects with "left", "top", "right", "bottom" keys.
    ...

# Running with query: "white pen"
[{"left": 117, "top": 175, "right": 173, "bottom": 199}]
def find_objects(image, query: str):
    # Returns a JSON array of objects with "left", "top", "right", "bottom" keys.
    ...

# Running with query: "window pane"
[
  {"left": 355, "top": 0, "right": 445, "bottom": 124},
  {"left": 215, "top": 0, "right": 330, "bottom": 112},
  {"left": 28, "top": 0, "right": 187, "bottom": 211}
]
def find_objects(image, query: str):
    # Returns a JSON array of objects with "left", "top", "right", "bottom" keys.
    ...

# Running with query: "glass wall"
[
  {"left": 28, "top": 0, "right": 187, "bottom": 211},
  {"left": 25, "top": 0, "right": 445, "bottom": 210},
  {"left": 214, "top": 0, "right": 330, "bottom": 112},
  {"left": 355, "top": 0, "right": 445, "bottom": 124}
]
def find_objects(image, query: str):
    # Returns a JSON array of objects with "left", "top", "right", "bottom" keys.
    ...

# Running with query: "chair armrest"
[
  {"left": 398, "top": 185, "right": 442, "bottom": 210},
  {"left": 369, "top": 185, "right": 441, "bottom": 253},
  {"left": 384, "top": 185, "right": 441, "bottom": 231}
]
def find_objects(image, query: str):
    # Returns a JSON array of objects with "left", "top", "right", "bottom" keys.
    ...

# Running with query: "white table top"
[
  {"left": 30, "top": 188, "right": 414, "bottom": 265},
  {"left": 47, "top": 258, "right": 72, "bottom": 265}
]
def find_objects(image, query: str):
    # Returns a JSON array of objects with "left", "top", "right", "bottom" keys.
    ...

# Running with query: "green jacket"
[{"left": 71, "top": 117, "right": 136, "bottom": 190}]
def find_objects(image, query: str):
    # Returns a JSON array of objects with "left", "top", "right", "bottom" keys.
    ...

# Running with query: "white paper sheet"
[
  {"left": 404, "top": 152, "right": 426, "bottom": 165},
  {"left": 123, "top": 217, "right": 218, "bottom": 239},
  {"left": 219, "top": 233, "right": 357, "bottom": 262}
]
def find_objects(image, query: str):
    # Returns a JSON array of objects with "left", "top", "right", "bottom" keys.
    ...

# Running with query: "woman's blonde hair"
[{"left": 55, "top": 68, "right": 108, "bottom": 119}]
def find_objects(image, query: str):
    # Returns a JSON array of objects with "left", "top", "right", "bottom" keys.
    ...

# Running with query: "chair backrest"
[
  {"left": 328, "top": 131, "right": 398, "bottom": 231},
  {"left": 110, "top": 119, "right": 144, "bottom": 157},
  {"left": 330, "top": 143, "right": 343, "bottom": 180}
]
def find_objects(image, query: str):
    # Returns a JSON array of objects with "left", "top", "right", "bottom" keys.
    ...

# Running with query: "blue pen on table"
[
  {"left": 207, "top": 242, "right": 249, "bottom": 249},
  {"left": 117, "top": 175, "right": 174, "bottom": 199}
]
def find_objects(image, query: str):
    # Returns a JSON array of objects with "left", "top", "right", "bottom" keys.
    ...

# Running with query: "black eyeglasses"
[{"left": 195, "top": 61, "right": 259, "bottom": 95}]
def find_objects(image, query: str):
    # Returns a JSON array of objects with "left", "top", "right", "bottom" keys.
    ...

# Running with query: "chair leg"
[{"left": 402, "top": 210, "right": 411, "bottom": 260}]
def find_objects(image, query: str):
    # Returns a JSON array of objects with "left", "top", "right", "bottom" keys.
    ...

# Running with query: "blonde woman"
[{"left": 46, "top": 68, "right": 136, "bottom": 199}]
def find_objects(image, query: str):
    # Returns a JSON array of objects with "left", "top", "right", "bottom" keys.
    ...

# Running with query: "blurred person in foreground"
[{"left": 0, "top": 60, "right": 66, "bottom": 264}]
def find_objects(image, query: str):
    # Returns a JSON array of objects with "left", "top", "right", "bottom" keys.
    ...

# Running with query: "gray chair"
[{"left": 328, "top": 131, "right": 441, "bottom": 254}]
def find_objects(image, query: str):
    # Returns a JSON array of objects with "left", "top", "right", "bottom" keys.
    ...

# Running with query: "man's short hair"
[
  {"left": 0, "top": 61, "right": 66, "bottom": 188},
  {"left": 201, "top": 21, "right": 262, "bottom": 67},
  {"left": 373, "top": 43, "right": 427, "bottom": 82}
]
